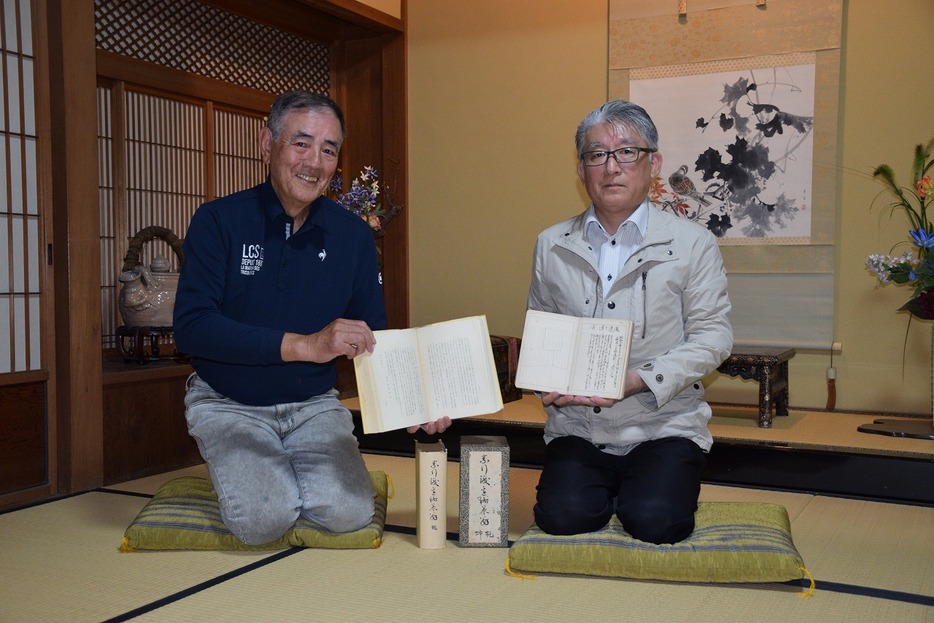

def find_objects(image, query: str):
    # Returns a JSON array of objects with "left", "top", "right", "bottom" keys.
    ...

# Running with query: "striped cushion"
[
  {"left": 121, "top": 471, "right": 388, "bottom": 551},
  {"left": 508, "top": 502, "right": 806, "bottom": 583}
]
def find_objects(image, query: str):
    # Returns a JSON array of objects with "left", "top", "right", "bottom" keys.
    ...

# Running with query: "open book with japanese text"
[
  {"left": 515, "top": 309, "right": 633, "bottom": 400},
  {"left": 353, "top": 315, "right": 504, "bottom": 434}
]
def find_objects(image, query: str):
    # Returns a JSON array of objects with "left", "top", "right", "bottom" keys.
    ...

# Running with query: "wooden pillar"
[
  {"left": 336, "top": 31, "right": 409, "bottom": 330},
  {"left": 46, "top": 0, "right": 103, "bottom": 491},
  {"left": 378, "top": 30, "right": 409, "bottom": 329}
]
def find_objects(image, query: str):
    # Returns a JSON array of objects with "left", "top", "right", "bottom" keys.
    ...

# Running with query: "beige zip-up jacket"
[{"left": 527, "top": 202, "right": 733, "bottom": 454}]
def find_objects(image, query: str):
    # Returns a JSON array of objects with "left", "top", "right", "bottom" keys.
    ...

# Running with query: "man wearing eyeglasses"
[
  {"left": 175, "top": 91, "right": 450, "bottom": 546},
  {"left": 527, "top": 100, "right": 733, "bottom": 544}
]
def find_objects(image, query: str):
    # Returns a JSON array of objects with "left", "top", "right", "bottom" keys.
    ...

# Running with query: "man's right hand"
[{"left": 280, "top": 318, "right": 376, "bottom": 363}]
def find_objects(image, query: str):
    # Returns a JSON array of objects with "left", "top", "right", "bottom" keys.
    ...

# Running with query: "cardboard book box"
[{"left": 458, "top": 435, "right": 510, "bottom": 547}]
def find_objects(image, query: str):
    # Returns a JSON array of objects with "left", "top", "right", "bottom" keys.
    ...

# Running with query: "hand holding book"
[
  {"left": 353, "top": 315, "right": 504, "bottom": 434},
  {"left": 407, "top": 416, "right": 452, "bottom": 435},
  {"left": 539, "top": 368, "right": 646, "bottom": 407},
  {"left": 515, "top": 310, "right": 634, "bottom": 401}
]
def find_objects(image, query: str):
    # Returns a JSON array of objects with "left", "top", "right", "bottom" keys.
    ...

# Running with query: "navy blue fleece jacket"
[{"left": 173, "top": 179, "right": 386, "bottom": 405}]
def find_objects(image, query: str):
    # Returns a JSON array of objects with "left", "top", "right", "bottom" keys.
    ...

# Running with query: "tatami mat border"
[{"left": 101, "top": 548, "right": 303, "bottom": 623}]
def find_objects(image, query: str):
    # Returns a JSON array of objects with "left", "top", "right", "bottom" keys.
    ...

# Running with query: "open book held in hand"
[
  {"left": 353, "top": 315, "right": 505, "bottom": 434},
  {"left": 515, "top": 309, "right": 634, "bottom": 400}
]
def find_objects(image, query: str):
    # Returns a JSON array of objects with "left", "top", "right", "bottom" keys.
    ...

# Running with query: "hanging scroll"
[{"left": 609, "top": 0, "right": 843, "bottom": 350}]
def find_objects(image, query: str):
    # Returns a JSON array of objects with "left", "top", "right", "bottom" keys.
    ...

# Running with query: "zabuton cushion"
[
  {"left": 120, "top": 471, "right": 388, "bottom": 552},
  {"left": 508, "top": 502, "right": 809, "bottom": 585}
]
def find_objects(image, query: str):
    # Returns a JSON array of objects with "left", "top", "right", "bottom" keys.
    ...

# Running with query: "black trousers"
[{"left": 533, "top": 435, "right": 706, "bottom": 544}]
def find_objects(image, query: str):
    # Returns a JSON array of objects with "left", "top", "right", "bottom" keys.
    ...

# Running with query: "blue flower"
[{"left": 909, "top": 227, "right": 934, "bottom": 248}]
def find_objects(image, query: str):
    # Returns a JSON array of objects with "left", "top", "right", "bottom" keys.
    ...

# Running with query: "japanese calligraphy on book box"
[
  {"left": 459, "top": 435, "right": 510, "bottom": 547},
  {"left": 416, "top": 441, "right": 448, "bottom": 549}
]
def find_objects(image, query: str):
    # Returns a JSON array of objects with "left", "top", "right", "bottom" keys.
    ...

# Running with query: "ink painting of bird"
[{"left": 668, "top": 165, "right": 711, "bottom": 205}]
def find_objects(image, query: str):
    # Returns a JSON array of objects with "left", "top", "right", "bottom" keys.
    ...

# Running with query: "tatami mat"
[
  {"left": 124, "top": 533, "right": 931, "bottom": 623},
  {"left": 0, "top": 490, "right": 279, "bottom": 622},
  {"left": 790, "top": 496, "right": 934, "bottom": 595},
  {"left": 1, "top": 453, "right": 933, "bottom": 622}
]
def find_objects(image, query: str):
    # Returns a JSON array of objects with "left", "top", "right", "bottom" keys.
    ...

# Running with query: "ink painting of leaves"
[{"left": 631, "top": 63, "right": 816, "bottom": 241}]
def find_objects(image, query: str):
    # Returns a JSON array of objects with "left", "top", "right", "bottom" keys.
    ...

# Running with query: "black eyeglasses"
[{"left": 580, "top": 146, "right": 656, "bottom": 166}]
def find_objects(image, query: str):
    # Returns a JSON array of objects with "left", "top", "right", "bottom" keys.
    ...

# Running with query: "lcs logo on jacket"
[{"left": 240, "top": 244, "right": 264, "bottom": 275}]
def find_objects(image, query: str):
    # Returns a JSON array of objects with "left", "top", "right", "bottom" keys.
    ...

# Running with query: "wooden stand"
[
  {"left": 116, "top": 325, "right": 189, "bottom": 365},
  {"left": 717, "top": 347, "right": 795, "bottom": 428}
]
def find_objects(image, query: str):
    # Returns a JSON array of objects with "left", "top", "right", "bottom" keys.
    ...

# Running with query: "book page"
[
  {"left": 567, "top": 318, "right": 633, "bottom": 399},
  {"left": 419, "top": 316, "right": 504, "bottom": 419},
  {"left": 516, "top": 310, "right": 633, "bottom": 399},
  {"left": 514, "top": 310, "right": 580, "bottom": 394},
  {"left": 354, "top": 328, "right": 428, "bottom": 433}
]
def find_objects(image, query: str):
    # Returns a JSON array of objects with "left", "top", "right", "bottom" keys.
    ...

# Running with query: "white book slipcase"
[{"left": 416, "top": 441, "right": 448, "bottom": 549}]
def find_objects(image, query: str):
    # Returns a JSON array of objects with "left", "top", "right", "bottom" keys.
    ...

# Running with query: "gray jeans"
[{"left": 184, "top": 373, "right": 375, "bottom": 545}]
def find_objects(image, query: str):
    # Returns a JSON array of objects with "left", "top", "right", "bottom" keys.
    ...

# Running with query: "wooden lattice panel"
[
  {"left": 1, "top": 0, "right": 41, "bottom": 373},
  {"left": 94, "top": 0, "right": 329, "bottom": 95}
]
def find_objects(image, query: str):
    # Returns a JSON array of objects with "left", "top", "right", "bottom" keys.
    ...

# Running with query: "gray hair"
[
  {"left": 575, "top": 100, "right": 659, "bottom": 156},
  {"left": 266, "top": 91, "right": 345, "bottom": 141}
]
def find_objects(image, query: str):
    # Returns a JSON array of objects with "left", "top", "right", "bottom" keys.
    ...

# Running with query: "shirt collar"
[
  {"left": 260, "top": 178, "right": 338, "bottom": 244},
  {"left": 260, "top": 177, "right": 332, "bottom": 235},
  {"left": 584, "top": 198, "right": 650, "bottom": 240}
]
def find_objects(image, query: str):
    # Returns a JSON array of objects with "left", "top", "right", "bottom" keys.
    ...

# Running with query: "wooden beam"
[
  {"left": 197, "top": 0, "right": 401, "bottom": 43},
  {"left": 96, "top": 51, "right": 276, "bottom": 114},
  {"left": 294, "top": 0, "right": 403, "bottom": 33}
]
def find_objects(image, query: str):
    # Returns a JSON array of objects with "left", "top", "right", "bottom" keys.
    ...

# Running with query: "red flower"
[{"left": 918, "top": 175, "right": 933, "bottom": 200}]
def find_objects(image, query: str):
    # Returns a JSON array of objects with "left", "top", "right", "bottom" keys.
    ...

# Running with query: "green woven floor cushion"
[
  {"left": 508, "top": 502, "right": 807, "bottom": 583},
  {"left": 121, "top": 471, "right": 388, "bottom": 552}
]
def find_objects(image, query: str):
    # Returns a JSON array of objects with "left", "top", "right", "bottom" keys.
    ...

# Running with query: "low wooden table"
[
  {"left": 717, "top": 347, "right": 796, "bottom": 428},
  {"left": 116, "top": 325, "right": 189, "bottom": 365}
]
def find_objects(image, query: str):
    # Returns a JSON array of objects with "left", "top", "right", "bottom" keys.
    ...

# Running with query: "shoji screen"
[
  {"left": 97, "top": 88, "right": 265, "bottom": 348},
  {"left": 1, "top": 0, "right": 41, "bottom": 373}
]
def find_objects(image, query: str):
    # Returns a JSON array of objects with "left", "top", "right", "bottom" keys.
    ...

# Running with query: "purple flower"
[
  {"left": 329, "top": 173, "right": 343, "bottom": 194},
  {"left": 910, "top": 227, "right": 934, "bottom": 249},
  {"left": 330, "top": 166, "right": 386, "bottom": 233}
]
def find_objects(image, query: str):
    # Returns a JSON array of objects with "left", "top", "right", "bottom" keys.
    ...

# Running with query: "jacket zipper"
[{"left": 641, "top": 271, "right": 647, "bottom": 339}]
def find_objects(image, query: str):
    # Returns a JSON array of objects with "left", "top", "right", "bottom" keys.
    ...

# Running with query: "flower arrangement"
[
  {"left": 330, "top": 165, "right": 387, "bottom": 234},
  {"left": 865, "top": 138, "right": 934, "bottom": 318}
]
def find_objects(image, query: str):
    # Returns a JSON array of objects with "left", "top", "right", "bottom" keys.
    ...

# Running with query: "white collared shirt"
[{"left": 584, "top": 199, "right": 649, "bottom": 289}]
